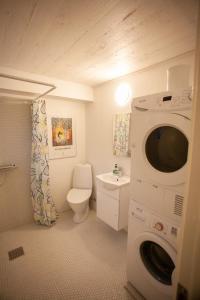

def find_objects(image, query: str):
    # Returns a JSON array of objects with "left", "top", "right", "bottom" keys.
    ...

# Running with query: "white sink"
[{"left": 96, "top": 172, "right": 130, "bottom": 190}]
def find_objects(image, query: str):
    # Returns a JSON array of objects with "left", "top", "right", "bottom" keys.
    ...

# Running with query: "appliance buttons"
[
  {"left": 154, "top": 222, "right": 164, "bottom": 231},
  {"left": 171, "top": 226, "right": 178, "bottom": 236}
]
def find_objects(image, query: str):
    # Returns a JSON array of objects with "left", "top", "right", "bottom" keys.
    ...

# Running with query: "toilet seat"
[{"left": 67, "top": 188, "right": 92, "bottom": 204}]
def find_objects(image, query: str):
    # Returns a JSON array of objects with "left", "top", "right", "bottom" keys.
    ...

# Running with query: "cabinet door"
[
  {"left": 96, "top": 181, "right": 119, "bottom": 200},
  {"left": 97, "top": 192, "right": 119, "bottom": 230}
]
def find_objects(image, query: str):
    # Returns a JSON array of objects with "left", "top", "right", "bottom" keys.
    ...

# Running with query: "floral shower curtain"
[
  {"left": 113, "top": 113, "right": 131, "bottom": 156},
  {"left": 31, "top": 99, "right": 57, "bottom": 226}
]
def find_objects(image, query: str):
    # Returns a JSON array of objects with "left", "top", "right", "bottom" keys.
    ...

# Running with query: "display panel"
[{"left": 163, "top": 96, "right": 172, "bottom": 101}]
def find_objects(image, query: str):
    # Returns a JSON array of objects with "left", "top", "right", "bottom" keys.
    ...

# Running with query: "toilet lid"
[{"left": 67, "top": 188, "right": 92, "bottom": 204}]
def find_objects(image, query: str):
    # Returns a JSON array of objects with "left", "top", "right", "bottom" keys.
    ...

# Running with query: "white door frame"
[{"left": 173, "top": 3, "right": 200, "bottom": 299}]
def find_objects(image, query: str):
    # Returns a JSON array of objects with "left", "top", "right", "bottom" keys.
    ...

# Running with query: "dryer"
[
  {"left": 127, "top": 200, "right": 179, "bottom": 300},
  {"left": 130, "top": 88, "right": 192, "bottom": 223}
]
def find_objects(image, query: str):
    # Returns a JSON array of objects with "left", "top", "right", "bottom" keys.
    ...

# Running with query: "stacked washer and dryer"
[{"left": 127, "top": 86, "right": 192, "bottom": 299}]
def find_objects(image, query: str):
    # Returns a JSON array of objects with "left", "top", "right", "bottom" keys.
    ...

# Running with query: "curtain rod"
[{"left": 0, "top": 73, "right": 56, "bottom": 100}]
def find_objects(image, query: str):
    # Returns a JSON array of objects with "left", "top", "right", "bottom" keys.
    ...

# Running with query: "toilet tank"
[{"left": 73, "top": 164, "right": 92, "bottom": 189}]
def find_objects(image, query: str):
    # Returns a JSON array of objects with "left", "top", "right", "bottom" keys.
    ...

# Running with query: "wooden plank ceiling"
[{"left": 0, "top": 0, "right": 198, "bottom": 86}]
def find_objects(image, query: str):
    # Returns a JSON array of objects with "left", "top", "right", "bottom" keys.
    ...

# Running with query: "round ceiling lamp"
[{"left": 115, "top": 83, "right": 132, "bottom": 106}]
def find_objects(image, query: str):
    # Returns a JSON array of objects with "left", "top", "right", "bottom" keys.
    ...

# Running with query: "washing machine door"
[
  {"left": 132, "top": 111, "right": 190, "bottom": 185},
  {"left": 134, "top": 232, "right": 176, "bottom": 292}
]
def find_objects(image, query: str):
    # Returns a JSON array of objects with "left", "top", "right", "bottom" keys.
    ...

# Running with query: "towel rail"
[{"left": 0, "top": 73, "right": 56, "bottom": 100}]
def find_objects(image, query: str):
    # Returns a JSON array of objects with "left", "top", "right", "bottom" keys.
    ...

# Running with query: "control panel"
[
  {"left": 153, "top": 221, "right": 164, "bottom": 232},
  {"left": 132, "top": 88, "right": 192, "bottom": 112},
  {"left": 151, "top": 217, "right": 168, "bottom": 235},
  {"left": 156, "top": 89, "right": 192, "bottom": 110},
  {"left": 151, "top": 218, "right": 179, "bottom": 239},
  {"left": 129, "top": 200, "right": 179, "bottom": 241}
]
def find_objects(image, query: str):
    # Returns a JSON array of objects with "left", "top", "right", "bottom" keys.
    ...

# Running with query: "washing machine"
[
  {"left": 130, "top": 88, "right": 192, "bottom": 223},
  {"left": 127, "top": 200, "right": 179, "bottom": 300}
]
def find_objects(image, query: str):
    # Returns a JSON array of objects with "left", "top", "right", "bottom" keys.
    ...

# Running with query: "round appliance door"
[
  {"left": 133, "top": 112, "right": 190, "bottom": 185},
  {"left": 134, "top": 232, "right": 176, "bottom": 293}
]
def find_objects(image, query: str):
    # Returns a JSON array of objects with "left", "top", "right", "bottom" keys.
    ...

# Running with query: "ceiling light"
[{"left": 115, "top": 83, "right": 132, "bottom": 106}]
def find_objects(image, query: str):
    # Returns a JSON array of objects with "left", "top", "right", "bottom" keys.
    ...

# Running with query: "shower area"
[
  {"left": 0, "top": 100, "right": 32, "bottom": 231},
  {"left": 0, "top": 74, "right": 56, "bottom": 232}
]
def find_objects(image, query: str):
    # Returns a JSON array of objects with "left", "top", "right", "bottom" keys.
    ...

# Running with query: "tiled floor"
[{"left": 0, "top": 210, "right": 133, "bottom": 300}]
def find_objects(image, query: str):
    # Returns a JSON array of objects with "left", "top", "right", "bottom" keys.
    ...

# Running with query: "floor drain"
[{"left": 8, "top": 246, "right": 25, "bottom": 260}]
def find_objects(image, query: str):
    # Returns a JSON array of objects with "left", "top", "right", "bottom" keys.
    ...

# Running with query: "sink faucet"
[{"left": 113, "top": 164, "right": 122, "bottom": 179}]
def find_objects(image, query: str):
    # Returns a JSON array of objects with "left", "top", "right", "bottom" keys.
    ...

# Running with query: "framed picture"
[{"left": 48, "top": 116, "right": 76, "bottom": 159}]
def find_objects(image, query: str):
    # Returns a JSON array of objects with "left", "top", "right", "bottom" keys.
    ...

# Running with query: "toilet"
[{"left": 66, "top": 164, "right": 92, "bottom": 223}]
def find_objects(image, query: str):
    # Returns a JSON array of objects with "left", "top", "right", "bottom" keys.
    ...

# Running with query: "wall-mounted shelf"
[{"left": 0, "top": 164, "right": 17, "bottom": 171}]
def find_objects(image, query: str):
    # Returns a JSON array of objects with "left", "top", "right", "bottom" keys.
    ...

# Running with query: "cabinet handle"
[{"left": 152, "top": 184, "right": 158, "bottom": 188}]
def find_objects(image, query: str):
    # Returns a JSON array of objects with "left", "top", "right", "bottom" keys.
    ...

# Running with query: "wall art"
[{"left": 48, "top": 116, "right": 76, "bottom": 159}]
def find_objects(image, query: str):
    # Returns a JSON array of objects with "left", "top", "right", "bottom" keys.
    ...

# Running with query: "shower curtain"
[
  {"left": 113, "top": 113, "right": 131, "bottom": 156},
  {"left": 31, "top": 99, "right": 57, "bottom": 226}
]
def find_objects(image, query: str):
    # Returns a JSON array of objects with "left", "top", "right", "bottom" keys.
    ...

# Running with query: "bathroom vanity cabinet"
[{"left": 96, "top": 173, "right": 130, "bottom": 231}]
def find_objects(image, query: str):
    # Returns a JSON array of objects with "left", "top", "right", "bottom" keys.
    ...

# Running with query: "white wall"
[
  {"left": 46, "top": 98, "right": 86, "bottom": 212},
  {"left": 86, "top": 52, "right": 194, "bottom": 197},
  {"left": 0, "top": 101, "right": 33, "bottom": 231}
]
